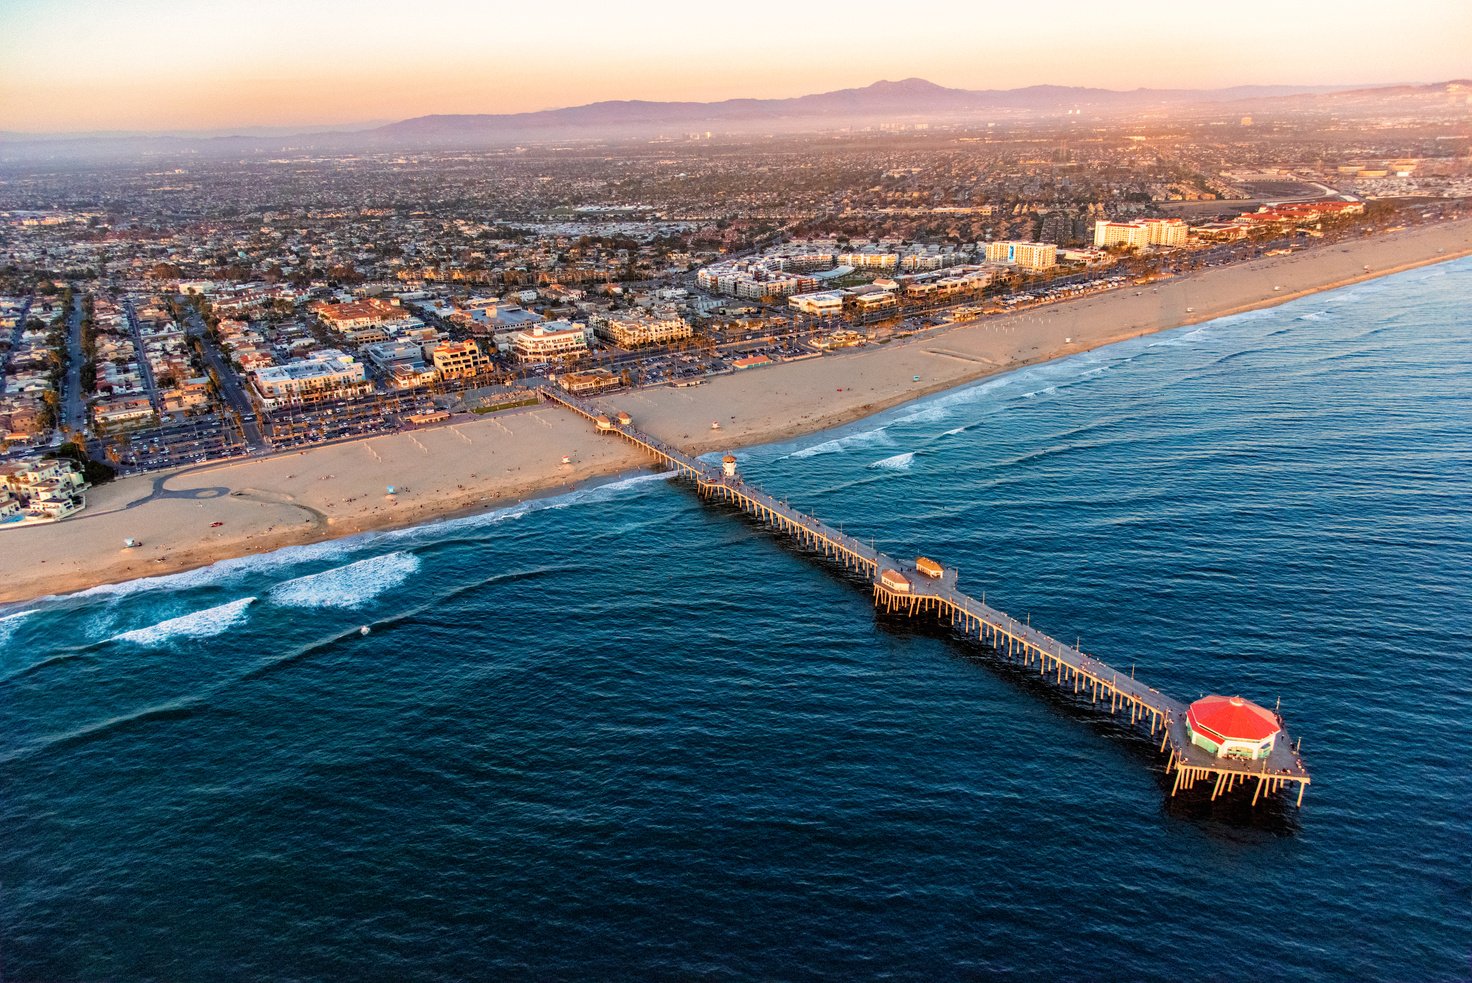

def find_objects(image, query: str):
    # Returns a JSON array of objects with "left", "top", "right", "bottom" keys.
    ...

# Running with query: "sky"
[{"left": 2, "top": 0, "right": 1469, "bottom": 134}]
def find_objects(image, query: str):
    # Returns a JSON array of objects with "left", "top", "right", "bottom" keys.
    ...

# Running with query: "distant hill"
[
  {"left": 4, "top": 78, "right": 1466, "bottom": 162},
  {"left": 372, "top": 78, "right": 1363, "bottom": 143}
]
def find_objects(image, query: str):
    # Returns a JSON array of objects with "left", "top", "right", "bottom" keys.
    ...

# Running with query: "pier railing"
[{"left": 537, "top": 387, "right": 1311, "bottom": 807}]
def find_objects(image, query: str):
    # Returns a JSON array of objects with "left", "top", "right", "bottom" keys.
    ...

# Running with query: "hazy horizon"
[{"left": 2, "top": 0, "right": 1468, "bottom": 134}]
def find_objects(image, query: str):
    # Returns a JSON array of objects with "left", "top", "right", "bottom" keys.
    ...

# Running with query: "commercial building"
[
  {"left": 900, "top": 266, "right": 992, "bottom": 300},
  {"left": 312, "top": 297, "right": 405, "bottom": 332},
  {"left": 845, "top": 284, "right": 898, "bottom": 315},
  {"left": 1092, "top": 218, "right": 1188, "bottom": 249},
  {"left": 984, "top": 241, "right": 1058, "bottom": 270},
  {"left": 787, "top": 290, "right": 846, "bottom": 316},
  {"left": 1185, "top": 695, "right": 1280, "bottom": 761},
  {"left": 556, "top": 368, "right": 620, "bottom": 394},
  {"left": 594, "top": 312, "right": 693, "bottom": 348},
  {"left": 430, "top": 340, "right": 489, "bottom": 380},
  {"left": 1233, "top": 200, "right": 1365, "bottom": 227},
  {"left": 510, "top": 321, "right": 593, "bottom": 363},
  {"left": 362, "top": 340, "right": 436, "bottom": 389},
  {"left": 250, "top": 352, "right": 370, "bottom": 408}
]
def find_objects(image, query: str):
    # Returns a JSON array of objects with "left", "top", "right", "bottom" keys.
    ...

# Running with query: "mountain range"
[{"left": 3, "top": 78, "right": 1468, "bottom": 161}]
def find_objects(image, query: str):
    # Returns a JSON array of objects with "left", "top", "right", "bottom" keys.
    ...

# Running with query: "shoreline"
[{"left": 4, "top": 218, "right": 1471, "bottom": 606}]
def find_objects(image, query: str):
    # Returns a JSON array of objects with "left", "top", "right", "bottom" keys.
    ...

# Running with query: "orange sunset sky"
[{"left": 2, "top": 0, "right": 1468, "bottom": 134}]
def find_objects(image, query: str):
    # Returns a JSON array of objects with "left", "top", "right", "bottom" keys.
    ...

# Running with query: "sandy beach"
[{"left": 4, "top": 217, "right": 1470, "bottom": 604}]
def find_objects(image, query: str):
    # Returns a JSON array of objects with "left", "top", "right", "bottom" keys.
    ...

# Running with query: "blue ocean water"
[{"left": 3, "top": 259, "right": 1470, "bottom": 980}]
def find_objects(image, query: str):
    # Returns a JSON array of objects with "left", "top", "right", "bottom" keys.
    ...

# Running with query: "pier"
[{"left": 539, "top": 388, "right": 1312, "bottom": 808}]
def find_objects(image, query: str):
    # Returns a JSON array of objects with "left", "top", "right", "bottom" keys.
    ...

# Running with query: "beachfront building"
[
  {"left": 1093, "top": 218, "right": 1188, "bottom": 249},
  {"left": 984, "top": 241, "right": 1058, "bottom": 270},
  {"left": 250, "top": 352, "right": 370, "bottom": 408},
  {"left": 556, "top": 368, "right": 619, "bottom": 394},
  {"left": 901, "top": 266, "right": 993, "bottom": 300},
  {"left": 0, "top": 456, "right": 89, "bottom": 523},
  {"left": 430, "top": 340, "right": 489, "bottom": 380},
  {"left": 1233, "top": 200, "right": 1365, "bottom": 228},
  {"left": 1185, "top": 695, "right": 1280, "bottom": 760},
  {"left": 845, "top": 284, "right": 899, "bottom": 316},
  {"left": 788, "top": 290, "right": 846, "bottom": 317},
  {"left": 594, "top": 312, "right": 692, "bottom": 348},
  {"left": 510, "top": 321, "right": 593, "bottom": 363}
]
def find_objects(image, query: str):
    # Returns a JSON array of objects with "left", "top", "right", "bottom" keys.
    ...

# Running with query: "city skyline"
[{"left": 3, "top": 0, "right": 1469, "bottom": 133}]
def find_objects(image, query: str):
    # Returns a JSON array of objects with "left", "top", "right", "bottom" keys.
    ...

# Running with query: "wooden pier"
[{"left": 539, "top": 388, "right": 1312, "bottom": 808}]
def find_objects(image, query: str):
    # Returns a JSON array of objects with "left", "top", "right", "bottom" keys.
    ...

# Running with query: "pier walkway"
[{"left": 539, "top": 388, "right": 1311, "bottom": 807}]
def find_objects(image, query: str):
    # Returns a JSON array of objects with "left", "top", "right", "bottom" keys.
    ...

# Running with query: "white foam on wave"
[
  {"left": 268, "top": 551, "right": 421, "bottom": 609},
  {"left": 0, "top": 608, "right": 36, "bottom": 647},
  {"left": 889, "top": 373, "right": 1019, "bottom": 427},
  {"left": 789, "top": 427, "right": 894, "bottom": 459},
  {"left": 1021, "top": 386, "right": 1058, "bottom": 399},
  {"left": 1296, "top": 311, "right": 1334, "bottom": 322},
  {"left": 54, "top": 471, "right": 678, "bottom": 609},
  {"left": 112, "top": 597, "right": 256, "bottom": 647},
  {"left": 870, "top": 452, "right": 916, "bottom": 472},
  {"left": 63, "top": 536, "right": 363, "bottom": 604}
]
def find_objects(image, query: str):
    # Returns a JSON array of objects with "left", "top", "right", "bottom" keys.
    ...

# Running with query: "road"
[
  {"left": 184, "top": 310, "right": 266, "bottom": 451},
  {"left": 122, "top": 297, "right": 162, "bottom": 414},
  {"left": 61, "top": 292, "right": 87, "bottom": 437}
]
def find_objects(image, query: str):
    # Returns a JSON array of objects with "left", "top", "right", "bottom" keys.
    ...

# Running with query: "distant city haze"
[{"left": 2, "top": 0, "right": 1468, "bottom": 133}]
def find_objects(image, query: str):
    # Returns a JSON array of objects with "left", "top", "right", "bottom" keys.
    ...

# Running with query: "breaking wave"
[
  {"left": 268, "top": 552, "right": 421, "bottom": 609},
  {"left": 789, "top": 427, "right": 894, "bottom": 459},
  {"left": 870, "top": 452, "right": 916, "bottom": 472},
  {"left": 111, "top": 597, "right": 257, "bottom": 647},
  {"left": 0, "top": 608, "right": 36, "bottom": 647}
]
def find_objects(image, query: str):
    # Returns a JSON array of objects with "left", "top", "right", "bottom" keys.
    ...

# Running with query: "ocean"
[{"left": 3, "top": 258, "right": 1469, "bottom": 980}]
